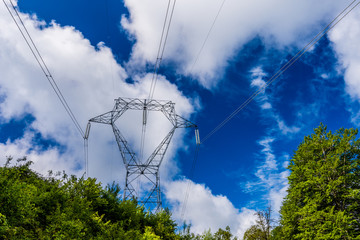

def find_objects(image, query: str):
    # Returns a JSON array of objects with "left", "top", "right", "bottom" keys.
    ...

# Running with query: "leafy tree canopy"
[
  {"left": 0, "top": 157, "right": 180, "bottom": 239},
  {"left": 179, "top": 224, "right": 237, "bottom": 240},
  {"left": 243, "top": 207, "right": 273, "bottom": 240},
  {"left": 280, "top": 124, "right": 360, "bottom": 239}
]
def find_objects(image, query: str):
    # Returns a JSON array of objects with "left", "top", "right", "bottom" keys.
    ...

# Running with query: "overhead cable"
[
  {"left": 179, "top": 0, "right": 227, "bottom": 223},
  {"left": 200, "top": 0, "right": 360, "bottom": 144},
  {"left": 148, "top": 0, "right": 177, "bottom": 100},
  {"left": 3, "top": 0, "right": 85, "bottom": 138},
  {"left": 141, "top": 0, "right": 177, "bottom": 169},
  {"left": 179, "top": 0, "right": 360, "bottom": 221},
  {"left": 189, "top": 0, "right": 227, "bottom": 74},
  {"left": 180, "top": 142, "right": 200, "bottom": 221}
]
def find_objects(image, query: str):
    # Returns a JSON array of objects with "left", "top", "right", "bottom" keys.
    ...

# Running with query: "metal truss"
[{"left": 84, "top": 97, "right": 199, "bottom": 211}]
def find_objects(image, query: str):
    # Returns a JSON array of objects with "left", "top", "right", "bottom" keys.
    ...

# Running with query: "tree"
[
  {"left": 214, "top": 226, "right": 234, "bottom": 240},
  {"left": 280, "top": 125, "right": 360, "bottom": 239},
  {"left": 270, "top": 226, "right": 283, "bottom": 240},
  {"left": 0, "top": 157, "right": 182, "bottom": 239},
  {"left": 179, "top": 225, "right": 237, "bottom": 240},
  {"left": 243, "top": 207, "right": 272, "bottom": 240}
]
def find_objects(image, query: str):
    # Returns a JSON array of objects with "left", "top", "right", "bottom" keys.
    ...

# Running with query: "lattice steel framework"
[{"left": 84, "top": 97, "right": 198, "bottom": 211}]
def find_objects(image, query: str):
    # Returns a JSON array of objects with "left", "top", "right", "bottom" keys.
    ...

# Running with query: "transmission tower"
[{"left": 84, "top": 97, "right": 199, "bottom": 211}]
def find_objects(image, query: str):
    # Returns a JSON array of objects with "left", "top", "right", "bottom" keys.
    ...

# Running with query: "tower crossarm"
[
  {"left": 89, "top": 108, "right": 128, "bottom": 125},
  {"left": 111, "top": 123, "right": 139, "bottom": 167},
  {"left": 147, "top": 100, "right": 175, "bottom": 112},
  {"left": 115, "top": 98, "right": 143, "bottom": 110},
  {"left": 114, "top": 97, "right": 175, "bottom": 112},
  {"left": 89, "top": 111, "right": 113, "bottom": 124},
  {"left": 175, "top": 114, "right": 197, "bottom": 128}
]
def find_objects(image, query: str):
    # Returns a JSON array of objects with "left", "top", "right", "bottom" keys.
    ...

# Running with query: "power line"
[
  {"left": 140, "top": 0, "right": 177, "bottom": 169},
  {"left": 148, "top": 0, "right": 177, "bottom": 100},
  {"left": 3, "top": 0, "right": 85, "bottom": 138},
  {"left": 104, "top": 0, "right": 116, "bottom": 180},
  {"left": 179, "top": 0, "right": 227, "bottom": 222},
  {"left": 189, "top": 0, "right": 227, "bottom": 75},
  {"left": 200, "top": 0, "right": 360, "bottom": 144},
  {"left": 180, "top": 142, "right": 200, "bottom": 221},
  {"left": 105, "top": 0, "right": 116, "bottom": 100},
  {"left": 179, "top": 0, "right": 360, "bottom": 222}
]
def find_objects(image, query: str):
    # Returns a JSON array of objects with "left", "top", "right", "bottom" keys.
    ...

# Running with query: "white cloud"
[
  {"left": 269, "top": 184, "right": 288, "bottom": 220},
  {"left": 245, "top": 67, "right": 293, "bottom": 217},
  {"left": 164, "top": 179, "right": 257, "bottom": 238},
  {"left": 122, "top": 0, "right": 346, "bottom": 88},
  {"left": 329, "top": 6, "right": 360, "bottom": 124},
  {"left": 261, "top": 102, "right": 272, "bottom": 110},
  {"left": 276, "top": 118, "right": 300, "bottom": 135},
  {"left": 258, "top": 137, "right": 277, "bottom": 171},
  {"left": 0, "top": 2, "right": 195, "bottom": 187},
  {"left": 0, "top": 132, "right": 81, "bottom": 176},
  {"left": 243, "top": 136, "right": 289, "bottom": 221},
  {"left": 249, "top": 66, "right": 301, "bottom": 135},
  {"left": 2, "top": 1, "right": 358, "bottom": 237},
  {"left": 250, "top": 67, "right": 272, "bottom": 111}
]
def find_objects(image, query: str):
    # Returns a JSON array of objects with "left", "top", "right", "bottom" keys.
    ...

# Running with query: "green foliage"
[
  {"left": 0, "top": 157, "right": 180, "bottom": 239},
  {"left": 214, "top": 226, "right": 233, "bottom": 240},
  {"left": 280, "top": 124, "right": 360, "bottom": 239},
  {"left": 270, "top": 226, "right": 283, "bottom": 240},
  {"left": 179, "top": 225, "right": 237, "bottom": 240},
  {"left": 243, "top": 225, "right": 263, "bottom": 240},
  {"left": 243, "top": 207, "right": 272, "bottom": 240},
  {"left": 142, "top": 226, "right": 161, "bottom": 240}
]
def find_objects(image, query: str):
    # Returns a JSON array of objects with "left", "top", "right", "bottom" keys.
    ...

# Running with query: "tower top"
[{"left": 86, "top": 97, "right": 197, "bottom": 211}]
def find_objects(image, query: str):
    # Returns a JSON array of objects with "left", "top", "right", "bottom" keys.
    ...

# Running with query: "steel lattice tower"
[{"left": 84, "top": 97, "right": 198, "bottom": 211}]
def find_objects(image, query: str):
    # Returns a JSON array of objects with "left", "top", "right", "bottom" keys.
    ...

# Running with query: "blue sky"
[{"left": 1, "top": 0, "right": 360, "bottom": 237}]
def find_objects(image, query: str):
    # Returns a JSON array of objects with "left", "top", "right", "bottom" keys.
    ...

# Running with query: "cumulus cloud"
[
  {"left": 329, "top": 6, "right": 360, "bottom": 124},
  {"left": 164, "top": 179, "right": 257, "bottom": 238},
  {"left": 0, "top": 1, "right": 195, "bottom": 186},
  {"left": 0, "top": 131, "right": 82, "bottom": 176},
  {"left": 122, "top": 0, "right": 345, "bottom": 88},
  {"left": 2, "top": 1, "right": 358, "bottom": 237}
]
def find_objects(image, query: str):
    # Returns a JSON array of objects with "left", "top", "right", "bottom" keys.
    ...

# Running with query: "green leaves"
[
  {"left": 0, "top": 157, "right": 179, "bottom": 239},
  {"left": 243, "top": 207, "right": 272, "bottom": 240},
  {"left": 279, "top": 125, "right": 360, "bottom": 239},
  {"left": 178, "top": 225, "right": 236, "bottom": 240}
]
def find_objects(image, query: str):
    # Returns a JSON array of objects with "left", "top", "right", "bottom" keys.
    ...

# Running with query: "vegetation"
[
  {"left": 0, "top": 157, "right": 239, "bottom": 239},
  {"left": 279, "top": 125, "right": 360, "bottom": 239},
  {"left": 180, "top": 224, "right": 237, "bottom": 240},
  {"left": 0, "top": 157, "right": 179, "bottom": 239},
  {"left": 242, "top": 124, "right": 360, "bottom": 239},
  {"left": 243, "top": 207, "right": 272, "bottom": 240},
  {"left": 2, "top": 124, "right": 360, "bottom": 239}
]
